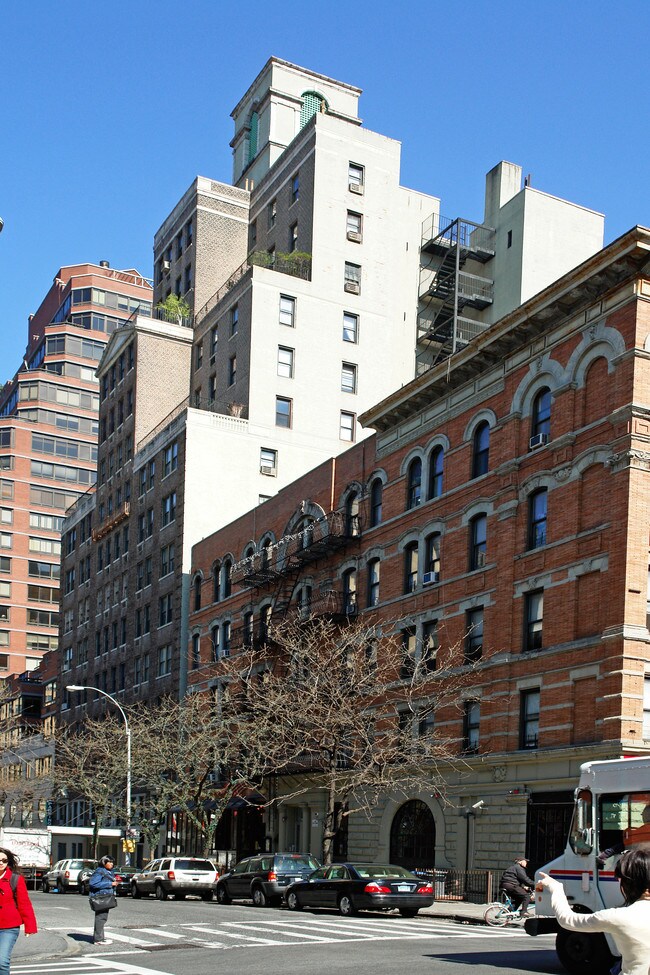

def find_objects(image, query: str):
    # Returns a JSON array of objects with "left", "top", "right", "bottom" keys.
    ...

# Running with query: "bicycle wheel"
[{"left": 484, "top": 904, "right": 509, "bottom": 926}]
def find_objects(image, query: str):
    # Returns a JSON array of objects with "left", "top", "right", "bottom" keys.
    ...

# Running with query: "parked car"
[
  {"left": 284, "top": 863, "right": 434, "bottom": 916},
  {"left": 216, "top": 853, "right": 321, "bottom": 907},
  {"left": 80, "top": 864, "right": 138, "bottom": 896},
  {"left": 42, "top": 858, "right": 98, "bottom": 894},
  {"left": 130, "top": 856, "right": 219, "bottom": 900}
]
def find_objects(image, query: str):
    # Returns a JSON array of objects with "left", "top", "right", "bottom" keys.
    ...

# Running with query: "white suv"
[{"left": 131, "top": 856, "right": 219, "bottom": 901}]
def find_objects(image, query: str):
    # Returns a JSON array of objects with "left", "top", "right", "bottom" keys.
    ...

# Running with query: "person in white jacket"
[{"left": 537, "top": 847, "right": 650, "bottom": 975}]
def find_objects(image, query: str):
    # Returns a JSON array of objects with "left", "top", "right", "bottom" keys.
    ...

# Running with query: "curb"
[{"left": 14, "top": 934, "right": 81, "bottom": 962}]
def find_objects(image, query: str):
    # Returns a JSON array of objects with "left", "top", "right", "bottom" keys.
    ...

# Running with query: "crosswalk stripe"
[
  {"left": 183, "top": 923, "right": 295, "bottom": 944},
  {"left": 129, "top": 927, "right": 185, "bottom": 939}
]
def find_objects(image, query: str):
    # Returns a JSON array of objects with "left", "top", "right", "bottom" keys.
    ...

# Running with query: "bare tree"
[{"left": 221, "top": 613, "right": 479, "bottom": 864}]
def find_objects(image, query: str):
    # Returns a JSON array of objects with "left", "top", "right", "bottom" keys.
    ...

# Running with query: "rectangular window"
[
  {"left": 341, "top": 362, "right": 357, "bottom": 394},
  {"left": 340, "top": 411, "right": 355, "bottom": 442},
  {"left": 260, "top": 448, "right": 277, "bottom": 475},
  {"left": 344, "top": 262, "right": 361, "bottom": 293},
  {"left": 279, "top": 296, "right": 295, "bottom": 327},
  {"left": 195, "top": 341, "right": 203, "bottom": 369},
  {"left": 228, "top": 356, "right": 236, "bottom": 386},
  {"left": 524, "top": 590, "right": 544, "bottom": 652},
  {"left": 159, "top": 594, "right": 173, "bottom": 627},
  {"left": 291, "top": 172, "right": 299, "bottom": 204},
  {"left": 520, "top": 688, "right": 540, "bottom": 749},
  {"left": 421, "top": 620, "right": 438, "bottom": 671},
  {"left": 277, "top": 346, "right": 294, "bottom": 379},
  {"left": 275, "top": 397, "right": 292, "bottom": 429},
  {"left": 404, "top": 542, "right": 419, "bottom": 594},
  {"left": 230, "top": 304, "right": 238, "bottom": 336},
  {"left": 161, "top": 492, "right": 176, "bottom": 527},
  {"left": 400, "top": 627, "right": 416, "bottom": 679},
  {"left": 163, "top": 441, "right": 178, "bottom": 477},
  {"left": 343, "top": 312, "right": 358, "bottom": 343},
  {"left": 346, "top": 211, "right": 362, "bottom": 240},
  {"left": 210, "top": 326, "right": 218, "bottom": 360},
  {"left": 268, "top": 198, "right": 277, "bottom": 228},
  {"left": 465, "top": 607, "right": 484, "bottom": 663},
  {"left": 348, "top": 162, "right": 364, "bottom": 191},
  {"left": 157, "top": 645, "right": 172, "bottom": 678},
  {"left": 161, "top": 543, "right": 175, "bottom": 577},
  {"left": 289, "top": 222, "right": 298, "bottom": 252},
  {"left": 463, "top": 701, "right": 480, "bottom": 753}
]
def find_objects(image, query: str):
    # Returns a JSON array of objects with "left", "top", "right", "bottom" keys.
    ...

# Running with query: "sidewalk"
[{"left": 13, "top": 929, "right": 80, "bottom": 962}]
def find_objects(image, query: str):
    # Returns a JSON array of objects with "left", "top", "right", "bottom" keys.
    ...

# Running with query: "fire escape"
[
  {"left": 416, "top": 215, "right": 496, "bottom": 374},
  {"left": 230, "top": 510, "right": 362, "bottom": 651}
]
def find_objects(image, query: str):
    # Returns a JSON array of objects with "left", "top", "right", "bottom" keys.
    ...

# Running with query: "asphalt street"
[{"left": 15, "top": 892, "right": 565, "bottom": 975}]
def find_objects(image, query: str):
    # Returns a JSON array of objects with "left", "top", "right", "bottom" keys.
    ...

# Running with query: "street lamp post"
[{"left": 67, "top": 685, "right": 132, "bottom": 863}]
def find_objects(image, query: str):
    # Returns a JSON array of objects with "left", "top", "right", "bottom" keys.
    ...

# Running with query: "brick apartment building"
[
  {"left": 0, "top": 264, "right": 151, "bottom": 678},
  {"left": 186, "top": 226, "right": 650, "bottom": 871}
]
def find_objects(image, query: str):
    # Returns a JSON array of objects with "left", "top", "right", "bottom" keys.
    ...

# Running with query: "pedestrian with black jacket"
[
  {"left": 0, "top": 846, "right": 37, "bottom": 974},
  {"left": 499, "top": 856, "right": 535, "bottom": 915},
  {"left": 88, "top": 856, "right": 117, "bottom": 945}
]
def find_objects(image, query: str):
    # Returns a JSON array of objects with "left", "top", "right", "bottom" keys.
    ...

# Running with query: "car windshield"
[
  {"left": 352, "top": 865, "right": 417, "bottom": 879},
  {"left": 275, "top": 855, "right": 320, "bottom": 872},
  {"left": 174, "top": 859, "right": 215, "bottom": 871},
  {"left": 72, "top": 860, "right": 96, "bottom": 869}
]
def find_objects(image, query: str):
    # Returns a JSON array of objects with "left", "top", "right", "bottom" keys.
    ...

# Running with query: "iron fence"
[{"left": 412, "top": 868, "right": 502, "bottom": 903}]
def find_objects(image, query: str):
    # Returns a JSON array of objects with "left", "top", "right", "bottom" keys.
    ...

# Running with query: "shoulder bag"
[{"left": 89, "top": 892, "right": 117, "bottom": 912}]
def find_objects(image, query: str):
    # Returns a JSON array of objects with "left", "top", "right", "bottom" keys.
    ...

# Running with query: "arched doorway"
[{"left": 389, "top": 799, "right": 435, "bottom": 870}]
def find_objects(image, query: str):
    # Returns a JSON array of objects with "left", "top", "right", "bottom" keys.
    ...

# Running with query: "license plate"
[{"left": 396, "top": 884, "right": 413, "bottom": 892}]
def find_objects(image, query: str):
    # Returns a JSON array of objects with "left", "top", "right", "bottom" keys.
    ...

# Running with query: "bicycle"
[{"left": 483, "top": 890, "right": 530, "bottom": 926}]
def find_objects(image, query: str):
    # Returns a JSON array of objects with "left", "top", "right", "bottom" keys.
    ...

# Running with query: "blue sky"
[{"left": 2, "top": 0, "right": 649, "bottom": 369}]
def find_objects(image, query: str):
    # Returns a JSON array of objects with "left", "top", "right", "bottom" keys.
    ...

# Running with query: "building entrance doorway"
[{"left": 389, "top": 799, "right": 435, "bottom": 870}]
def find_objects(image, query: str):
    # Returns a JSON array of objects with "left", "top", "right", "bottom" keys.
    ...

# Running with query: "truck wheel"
[{"left": 556, "top": 929, "right": 615, "bottom": 975}]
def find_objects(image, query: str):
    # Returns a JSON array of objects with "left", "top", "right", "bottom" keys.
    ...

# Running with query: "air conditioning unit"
[
  {"left": 344, "top": 280, "right": 360, "bottom": 295},
  {"left": 162, "top": 260, "right": 171, "bottom": 273},
  {"left": 260, "top": 464, "right": 277, "bottom": 477},
  {"left": 476, "top": 550, "right": 487, "bottom": 568},
  {"left": 346, "top": 231, "right": 362, "bottom": 243},
  {"left": 422, "top": 571, "right": 439, "bottom": 586},
  {"left": 529, "top": 432, "right": 549, "bottom": 450},
  {"left": 349, "top": 182, "right": 364, "bottom": 195},
  {"left": 206, "top": 771, "right": 221, "bottom": 784}
]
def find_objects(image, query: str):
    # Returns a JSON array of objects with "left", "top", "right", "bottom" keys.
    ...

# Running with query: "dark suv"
[{"left": 216, "top": 853, "right": 320, "bottom": 907}]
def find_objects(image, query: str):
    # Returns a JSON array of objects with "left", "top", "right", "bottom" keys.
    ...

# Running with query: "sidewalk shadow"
[{"left": 67, "top": 933, "right": 95, "bottom": 945}]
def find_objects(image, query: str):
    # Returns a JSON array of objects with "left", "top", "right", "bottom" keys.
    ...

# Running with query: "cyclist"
[{"left": 499, "top": 856, "right": 535, "bottom": 916}]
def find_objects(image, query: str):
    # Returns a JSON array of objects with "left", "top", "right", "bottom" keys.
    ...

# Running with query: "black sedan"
[
  {"left": 80, "top": 865, "right": 138, "bottom": 896},
  {"left": 284, "top": 863, "right": 434, "bottom": 917}
]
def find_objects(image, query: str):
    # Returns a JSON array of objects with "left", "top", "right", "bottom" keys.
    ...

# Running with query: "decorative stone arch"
[
  {"left": 284, "top": 500, "right": 326, "bottom": 538},
  {"left": 511, "top": 358, "right": 565, "bottom": 418},
  {"left": 567, "top": 322, "right": 625, "bottom": 384},
  {"left": 339, "top": 480, "right": 364, "bottom": 507},
  {"left": 424, "top": 432, "right": 451, "bottom": 455},
  {"left": 397, "top": 527, "right": 422, "bottom": 553},
  {"left": 365, "top": 467, "right": 388, "bottom": 491},
  {"left": 364, "top": 545, "right": 385, "bottom": 563},
  {"left": 463, "top": 408, "right": 498, "bottom": 443},
  {"left": 519, "top": 472, "right": 557, "bottom": 500},
  {"left": 376, "top": 791, "right": 449, "bottom": 867},
  {"left": 241, "top": 540, "right": 256, "bottom": 560},
  {"left": 573, "top": 447, "right": 612, "bottom": 477},
  {"left": 421, "top": 517, "right": 446, "bottom": 537},
  {"left": 460, "top": 499, "right": 494, "bottom": 527}
]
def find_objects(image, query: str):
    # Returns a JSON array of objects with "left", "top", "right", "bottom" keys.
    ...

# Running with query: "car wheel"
[
  {"left": 41, "top": 881, "right": 49, "bottom": 894},
  {"left": 131, "top": 882, "right": 141, "bottom": 899},
  {"left": 338, "top": 894, "right": 357, "bottom": 917},
  {"left": 216, "top": 884, "right": 231, "bottom": 905},
  {"left": 252, "top": 886, "right": 268, "bottom": 908},
  {"left": 58, "top": 882, "right": 67, "bottom": 894},
  {"left": 155, "top": 883, "right": 168, "bottom": 901},
  {"left": 201, "top": 890, "right": 214, "bottom": 901},
  {"left": 286, "top": 891, "right": 303, "bottom": 912},
  {"left": 399, "top": 908, "right": 419, "bottom": 918}
]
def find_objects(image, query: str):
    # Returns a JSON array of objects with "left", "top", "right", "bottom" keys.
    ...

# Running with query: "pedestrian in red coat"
[{"left": 0, "top": 847, "right": 37, "bottom": 975}]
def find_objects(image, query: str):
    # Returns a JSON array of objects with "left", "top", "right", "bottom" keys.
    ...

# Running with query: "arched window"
[
  {"left": 259, "top": 604, "right": 272, "bottom": 642},
  {"left": 428, "top": 446, "right": 444, "bottom": 500},
  {"left": 531, "top": 387, "right": 551, "bottom": 444},
  {"left": 243, "top": 611, "right": 254, "bottom": 647},
  {"left": 297, "top": 584, "right": 312, "bottom": 619},
  {"left": 472, "top": 422, "right": 490, "bottom": 478},
  {"left": 406, "top": 458, "right": 422, "bottom": 510},
  {"left": 212, "top": 563, "right": 220, "bottom": 603},
  {"left": 211, "top": 625, "right": 220, "bottom": 661},
  {"left": 528, "top": 489, "right": 548, "bottom": 549},
  {"left": 222, "top": 620, "right": 231, "bottom": 658},
  {"left": 221, "top": 558, "right": 232, "bottom": 599},
  {"left": 469, "top": 514, "right": 487, "bottom": 571},
  {"left": 300, "top": 91, "right": 326, "bottom": 128},
  {"left": 191, "top": 633, "right": 200, "bottom": 670},
  {"left": 367, "top": 558, "right": 381, "bottom": 607},
  {"left": 369, "top": 478, "right": 383, "bottom": 527},
  {"left": 342, "top": 568, "right": 357, "bottom": 615},
  {"left": 404, "top": 541, "right": 419, "bottom": 593},
  {"left": 345, "top": 492, "right": 360, "bottom": 537},
  {"left": 193, "top": 575, "right": 202, "bottom": 612},
  {"left": 261, "top": 539, "right": 272, "bottom": 569},
  {"left": 248, "top": 111, "right": 259, "bottom": 163},
  {"left": 424, "top": 533, "right": 441, "bottom": 583}
]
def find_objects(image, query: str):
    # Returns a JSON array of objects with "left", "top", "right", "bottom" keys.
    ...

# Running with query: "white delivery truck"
[
  {"left": 526, "top": 755, "right": 650, "bottom": 974},
  {"left": 0, "top": 827, "right": 51, "bottom": 888}
]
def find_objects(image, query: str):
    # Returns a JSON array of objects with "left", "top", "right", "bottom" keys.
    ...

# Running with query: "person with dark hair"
[
  {"left": 538, "top": 846, "right": 650, "bottom": 975},
  {"left": 0, "top": 846, "right": 37, "bottom": 974},
  {"left": 88, "top": 855, "right": 117, "bottom": 945},
  {"left": 499, "top": 856, "right": 535, "bottom": 915}
]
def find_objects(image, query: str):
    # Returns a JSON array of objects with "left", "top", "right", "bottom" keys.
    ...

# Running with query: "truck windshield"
[
  {"left": 569, "top": 788, "right": 593, "bottom": 854},
  {"left": 599, "top": 791, "right": 650, "bottom": 854}
]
